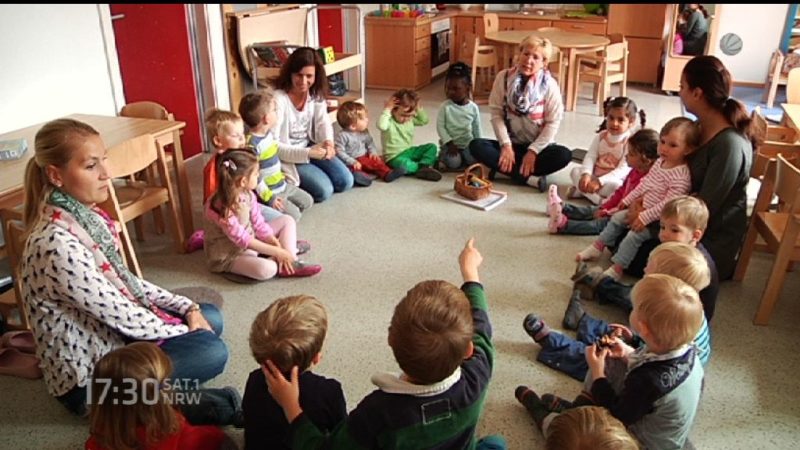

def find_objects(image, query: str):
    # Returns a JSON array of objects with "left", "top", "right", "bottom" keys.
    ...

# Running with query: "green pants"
[{"left": 387, "top": 143, "right": 439, "bottom": 174}]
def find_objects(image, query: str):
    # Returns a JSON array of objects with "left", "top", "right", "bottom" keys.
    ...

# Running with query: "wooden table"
[
  {"left": 781, "top": 103, "right": 800, "bottom": 133},
  {"left": 0, "top": 114, "right": 194, "bottom": 243},
  {"left": 485, "top": 30, "right": 610, "bottom": 112}
]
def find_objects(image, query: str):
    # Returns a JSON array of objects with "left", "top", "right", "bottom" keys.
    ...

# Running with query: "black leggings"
[{"left": 469, "top": 139, "right": 572, "bottom": 184}]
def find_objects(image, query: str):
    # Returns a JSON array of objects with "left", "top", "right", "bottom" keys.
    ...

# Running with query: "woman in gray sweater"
[{"left": 679, "top": 55, "right": 754, "bottom": 280}]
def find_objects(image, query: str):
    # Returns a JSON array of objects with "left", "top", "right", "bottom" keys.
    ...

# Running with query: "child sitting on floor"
[
  {"left": 262, "top": 238, "right": 507, "bottom": 449},
  {"left": 576, "top": 117, "right": 698, "bottom": 281},
  {"left": 564, "top": 96, "right": 646, "bottom": 205},
  {"left": 548, "top": 128, "right": 659, "bottom": 235},
  {"left": 517, "top": 273, "right": 705, "bottom": 450},
  {"left": 333, "top": 101, "right": 405, "bottom": 185},
  {"left": 378, "top": 89, "right": 442, "bottom": 182},
  {"left": 242, "top": 295, "right": 346, "bottom": 450},
  {"left": 436, "top": 62, "right": 482, "bottom": 171},
  {"left": 203, "top": 150, "right": 321, "bottom": 281}
]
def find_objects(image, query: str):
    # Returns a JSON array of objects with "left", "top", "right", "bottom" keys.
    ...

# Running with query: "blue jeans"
[
  {"left": 596, "top": 277, "right": 634, "bottom": 312},
  {"left": 297, "top": 158, "right": 354, "bottom": 203},
  {"left": 160, "top": 304, "right": 228, "bottom": 385},
  {"left": 258, "top": 203, "right": 284, "bottom": 222},
  {"left": 468, "top": 139, "right": 572, "bottom": 184},
  {"left": 57, "top": 303, "right": 228, "bottom": 416},
  {"left": 599, "top": 210, "right": 655, "bottom": 269},
  {"left": 560, "top": 203, "right": 610, "bottom": 235},
  {"left": 536, "top": 315, "right": 612, "bottom": 381}
]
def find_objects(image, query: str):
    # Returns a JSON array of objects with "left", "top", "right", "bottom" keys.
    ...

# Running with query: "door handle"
[{"left": 111, "top": 13, "right": 125, "bottom": 21}]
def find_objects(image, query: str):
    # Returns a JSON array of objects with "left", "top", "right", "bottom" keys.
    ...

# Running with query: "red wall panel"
[{"left": 110, "top": 4, "right": 202, "bottom": 158}]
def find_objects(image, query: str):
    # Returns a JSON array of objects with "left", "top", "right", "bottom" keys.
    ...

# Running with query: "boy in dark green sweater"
[{"left": 263, "top": 238, "right": 506, "bottom": 449}]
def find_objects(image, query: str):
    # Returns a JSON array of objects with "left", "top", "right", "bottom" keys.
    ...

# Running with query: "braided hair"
[{"left": 444, "top": 62, "right": 473, "bottom": 101}]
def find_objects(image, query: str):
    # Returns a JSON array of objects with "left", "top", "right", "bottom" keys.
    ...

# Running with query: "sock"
[
  {"left": 602, "top": 264, "right": 623, "bottom": 282},
  {"left": 549, "top": 213, "right": 567, "bottom": 234},
  {"left": 562, "top": 290, "right": 586, "bottom": 331},
  {"left": 515, "top": 386, "right": 551, "bottom": 428},
  {"left": 576, "top": 241, "right": 604, "bottom": 261},
  {"left": 523, "top": 314, "right": 551, "bottom": 343},
  {"left": 541, "top": 393, "right": 573, "bottom": 413}
]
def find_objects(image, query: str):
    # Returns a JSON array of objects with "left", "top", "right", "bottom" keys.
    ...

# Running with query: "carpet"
[{"left": 731, "top": 86, "right": 786, "bottom": 123}]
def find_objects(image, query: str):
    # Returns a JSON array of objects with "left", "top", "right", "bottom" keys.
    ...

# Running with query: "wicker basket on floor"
[{"left": 454, "top": 164, "right": 493, "bottom": 200}]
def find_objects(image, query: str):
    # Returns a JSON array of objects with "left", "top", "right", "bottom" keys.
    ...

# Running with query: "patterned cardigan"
[{"left": 20, "top": 206, "right": 195, "bottom": 397}]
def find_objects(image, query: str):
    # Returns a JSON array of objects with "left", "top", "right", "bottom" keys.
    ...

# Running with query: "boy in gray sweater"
[{"left": 334, "top": 101, "right": 405, "bottom": 186}]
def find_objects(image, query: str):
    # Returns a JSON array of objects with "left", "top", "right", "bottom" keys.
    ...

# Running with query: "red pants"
[{"left": 355, "top": 155, "right": 393, "bottom": 179}]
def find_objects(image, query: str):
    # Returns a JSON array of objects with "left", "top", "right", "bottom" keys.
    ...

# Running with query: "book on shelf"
[
  {"left": 440, "top": 189, "right": 508, "bottom": 211},
  {"left": 0, "top": 138, "right": 27, "bottom": 161}
]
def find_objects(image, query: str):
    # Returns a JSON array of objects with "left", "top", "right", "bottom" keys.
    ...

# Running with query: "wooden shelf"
[{"left": 254, "top": 53, "right": 362, "bottom": 85}]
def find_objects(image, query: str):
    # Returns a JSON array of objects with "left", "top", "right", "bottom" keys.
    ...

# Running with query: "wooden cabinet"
[
  {"left": 366, "top": 18, "right": 432, "bottom": 89},
  {"left": 453, "top": 16, "right": 477, "bottom": 63},
  {"left": 513, "top": 19, "right": 552, "bottom": 31},
  {"left": 551, "top": 19, "right": 607, "bottom": 35},
  {"left": 607, "top": 4, "right": 669, "bottom": 84}
]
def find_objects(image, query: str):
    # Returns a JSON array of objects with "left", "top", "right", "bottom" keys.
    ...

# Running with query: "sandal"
[
  {"left": 1, "top": 330, "right": 36, "bottom": 354},
  {"left": 0, "top": 347, "right": 42, "bottom": 379}
]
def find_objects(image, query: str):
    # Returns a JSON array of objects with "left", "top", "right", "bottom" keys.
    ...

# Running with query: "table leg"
[
  {"left": 170, "top": 130, "right": 195, "bottom": 245},
  {"left": 565, "top": 49, "right": 578, "bottom": 112}
]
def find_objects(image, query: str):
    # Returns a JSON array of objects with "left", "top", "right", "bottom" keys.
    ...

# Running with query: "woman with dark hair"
[
  {"left": 678, "top": 55, "right": 753, "bottom": 280},
  {"left": 271, "top": 47, "right": 353, "bottom": 202},
  {"left": 21, "top": 118, "right": 230, "bottom": 416},
  {"left": 682, "top": 4, "right": 709, "bottom": 56}
]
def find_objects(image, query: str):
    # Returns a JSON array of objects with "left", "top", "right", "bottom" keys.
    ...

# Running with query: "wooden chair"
[
  {"left": 119, "top": 101, "right": 177, "bottom": 240},
  {"left": 536, "top": 27, "right": 566, "bottom": 95},
  {"left": 733, "top": 154, "right": 800, "bottom": 325},
  {"left": 762, "top": 49, "right": 787, "bottom": 109},
  {"left": 0, "top": 208, "right": 30, "bottom": 331},
  {"left": 99, "top": 134, "right": 185, "bottom": 278},
  {"left": 788, "top": 67, "right": 800, "bottom": 105},
  {"left": 482, "top": 13, "right": 499, "bottom": 37},
  {"left": 466, "top": 33, "right": 498, "bottom": 106},
  {"left": 752, "top": 106, "right": 797, "bottom": 144},
  {"left": 571, "top": 40, "right": 629, "bottom": 115}
]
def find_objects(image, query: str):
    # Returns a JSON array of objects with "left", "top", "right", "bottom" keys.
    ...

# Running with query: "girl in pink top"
[
  {"left": 576, "top": 118, "right": 698, "bottom": 281},
  {"left": 203, "top": 150, "right": 321, "bottom": 281}
]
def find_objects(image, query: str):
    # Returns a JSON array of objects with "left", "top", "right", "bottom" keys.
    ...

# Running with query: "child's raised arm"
[{"left": 459, "top": 238, "right": 482, "bottom": 283}]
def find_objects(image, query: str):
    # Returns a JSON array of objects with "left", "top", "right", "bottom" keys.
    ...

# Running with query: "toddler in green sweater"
[{"left": 377, "top": 89, "right": 442, "bottom": 181}]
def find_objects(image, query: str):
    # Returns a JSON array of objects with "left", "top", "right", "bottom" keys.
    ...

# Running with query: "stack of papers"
[{"left": 440, "top": 190, "right": 508, "bottom": 211}]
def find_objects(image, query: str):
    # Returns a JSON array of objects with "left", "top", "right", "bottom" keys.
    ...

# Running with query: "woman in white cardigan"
[
  {"left": 271, "top": 47, "right": 354, "bottom": 202},
  {"left": 20, "top": 119, "right": 229, "bottom": 416},
  {"left": 469, "top": 35, "right": 572, "bottom": 191}
]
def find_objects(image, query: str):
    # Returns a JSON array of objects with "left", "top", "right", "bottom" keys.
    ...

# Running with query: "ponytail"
[{"left": 23, "top": 158, "right": 51, "bottom": 229}]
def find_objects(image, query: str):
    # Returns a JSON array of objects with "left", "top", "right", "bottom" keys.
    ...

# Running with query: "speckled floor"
[{"left": 1, "top": 80, "right": 798, "bottom": 450}]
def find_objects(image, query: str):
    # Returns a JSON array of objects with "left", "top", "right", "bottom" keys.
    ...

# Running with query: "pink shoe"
[
  {"left": 548, "top": 213, "right": 566, "bottom": 234},
  {"left": 0, "top": 330, "right": 36, "bottom": 354},
  {"left": 0, "top": 348, "right": 42, "bottom": 380},
  {"left": 547, "top": 184, "right": 562, "bottom": 217},
  {"left": 278, "top": 261, "right": 322, "bottom": 278},
  {"left": 185, "top": 230, "right": 205, "bottom": 253}
]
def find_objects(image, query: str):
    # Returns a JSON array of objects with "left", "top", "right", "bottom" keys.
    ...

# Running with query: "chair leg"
[
  {"left": 134, "top": 217, "right": 145, "bottom": 242},
  {"left": 753, "top": 242, "right": 794, "bottom": 325},
  {"left": 733, "top": 221, "right": 760, "bottom": 281},
  {"left": 598, "top": 82, "right": 608, "bottom": 116},
  {"left": 153, "top": 207, "right": 166, "bottom": 234},
  {"left": 766, "top": 80, "right": 779, "bottom": 109},
  {"left": 118, "top": 221, "right": 143, "bottom": 278}
]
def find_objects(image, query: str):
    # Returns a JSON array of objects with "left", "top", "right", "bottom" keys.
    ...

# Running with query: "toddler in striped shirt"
[{"left": 576, "top": 117, "right": 699, "bottom": 281}]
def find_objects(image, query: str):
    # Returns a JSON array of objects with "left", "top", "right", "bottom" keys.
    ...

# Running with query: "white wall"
[
  {"left": 0, "top": 5, "right": 120, "bottom": 133},
  {"left": 714, "top": 4, "right": 789, "bottom": 84}
]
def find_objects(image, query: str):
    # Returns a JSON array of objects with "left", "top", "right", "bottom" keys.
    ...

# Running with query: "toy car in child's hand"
[{"left": 596, "top": 327, "right": 624, "bottom": 349}]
